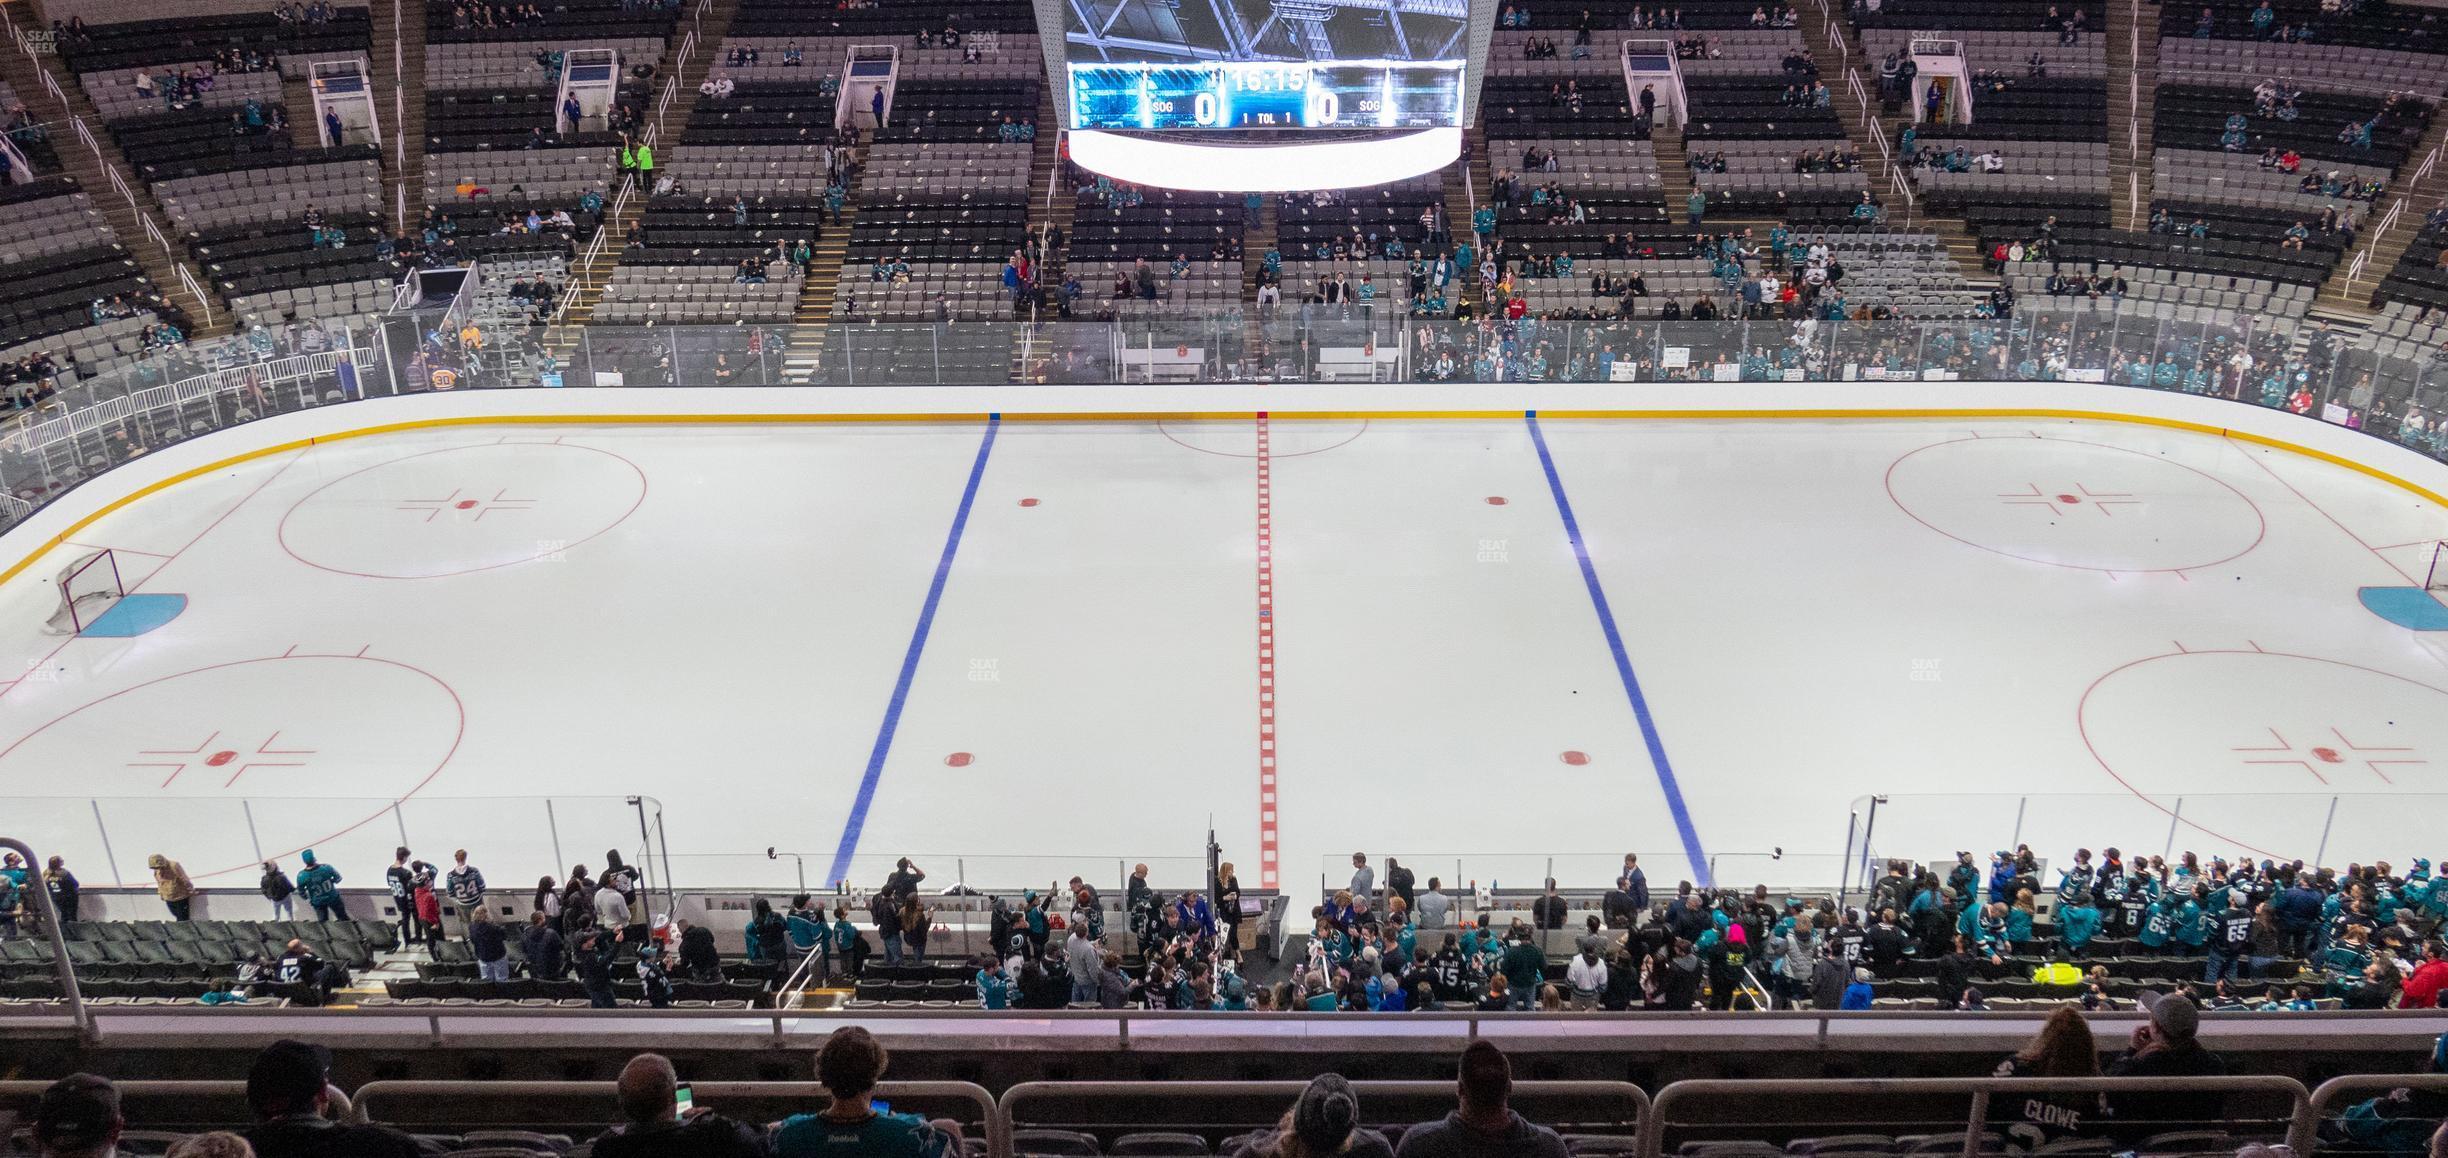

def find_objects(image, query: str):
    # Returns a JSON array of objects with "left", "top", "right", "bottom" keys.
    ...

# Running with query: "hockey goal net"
[
  {"left": 2428, "top": 542, "right": 2448, "bottom": 593},
  {"left": 42, "top": 549, "right": 124, "bottom": 635}
]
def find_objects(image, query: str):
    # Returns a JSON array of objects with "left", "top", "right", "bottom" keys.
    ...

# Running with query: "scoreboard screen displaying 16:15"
[{"left": 1068, "top": 60, "right": 1463, "bottom": 130}]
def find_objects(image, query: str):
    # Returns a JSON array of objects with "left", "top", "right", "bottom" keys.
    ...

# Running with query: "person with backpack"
[
  {"left": 870, "top": 890, "right": 904, "bottom": 965},
  {"left": 296, "top": 850, "right": 346, "bottom": 921}
]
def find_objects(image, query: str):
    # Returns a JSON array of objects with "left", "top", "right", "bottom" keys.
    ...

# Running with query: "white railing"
[
  {"left": 2128, "top": 169, "right": 2140, "bottom": 231},
  {"left": 1845, "top": 66, "right": 1870, "bottom": 119},
  {"left": 0, "top": 350, "right": 347, "bottom": 458},
  {"left": 391, "top": 12, "right": 406, "bottom": 169},
  {"left": 176, "top": 263, "right": 214, "bottom": 327}
]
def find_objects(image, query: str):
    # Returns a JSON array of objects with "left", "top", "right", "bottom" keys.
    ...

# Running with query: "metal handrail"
[
  {"left": 1005, "top": 1080, "right": 1646, "bottom": 1157},
  {"left": 0, "top": 836, "right": 90, "bottom": 1040},
  {"left": 2298, "top": 1073, "right": 2448, "bottom": 1154},
  {"left": 1647, "top": 1075, "right": 2315, "bottom": 1158},
  {"left": 349, "top": 1080, "right": 1003, "bottom": 1155}
]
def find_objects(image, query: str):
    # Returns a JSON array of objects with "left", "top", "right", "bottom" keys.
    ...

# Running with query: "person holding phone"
[{"left": 586, "top": 1053, "right": 767, "bottom": 1158}]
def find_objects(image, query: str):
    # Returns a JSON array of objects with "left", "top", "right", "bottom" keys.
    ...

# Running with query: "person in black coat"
[
  {"left": 521, "top": 912, "right": 565, "bottom": 979},
  {"left": 678, "top": 920, "right": 724, "bottom": 982}
]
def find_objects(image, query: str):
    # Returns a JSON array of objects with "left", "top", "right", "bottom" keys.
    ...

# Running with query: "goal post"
[
  {"left": 2429, "top": 542, "right": 2448, "bottom": 594},
  {"left": 42, "top": 549, "right": 124, "bottom": 636}
]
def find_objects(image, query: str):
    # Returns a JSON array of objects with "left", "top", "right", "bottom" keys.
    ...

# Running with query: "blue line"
[
  {"left": 826, "top": 416, "right": 1001, "bottom": 886},
  {"left": 1525, "top": 413, "right": 1712, "bottom": 887}
]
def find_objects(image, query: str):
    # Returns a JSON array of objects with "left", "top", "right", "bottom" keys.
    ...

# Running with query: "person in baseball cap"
[
  {"left": 242, "top": 1039, "right": 427, "bottom": 1158},
  {"left": 33, "top": 1073, "right": 121, "bottom": 1158},
  {"left": 2104, "top": 991, "right": 2229, "bottom": 1143}
]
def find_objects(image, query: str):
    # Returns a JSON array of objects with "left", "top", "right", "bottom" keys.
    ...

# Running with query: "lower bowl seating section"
[
  {"left": 422, "top": 38, "right": 667, "bottom": 95},
  {"left": 826, "top": 77, "right": 1038, "bottom": 322},
  {"left": 2005, "top": 259, "right": 2314, "bottom": 324},
  {"left": 424, "top": 148, "right": 614, "bottom": 213},
  {"left": 1690, "top": 139, "right": 1870, "bottom": 221},
  {"left": 53, "top": 8, "right": 372, "bottom": 77},
  {"left": 1066, "top": 188, "right": 1248, "bottom": 315},
  {"left": 1798, "top": 229, "right": 1983, "bottom": 315},
  {"left": 1277, "top": 177, "right": 1449, "bottom": 266},
  {"left": 833, "top": 258, "right": 1012, "bottom": 322},
  {"left": 2157, "top": 0, "right": 2448, "bottom": 53},
  {"left": 426, "top": 84, "right": 642, "bottom": 152},
  {"left": 1911, "top": 138, "right": 2111, "bottom": 214},
  {"left": 107, "top": 103, "right": 297, "bottom": 183},
  {"left": 1999, "top": 226, "right": 2335, "bottom": 308},
  {"left": 862, "top": 142, "right": 1031, "bottom": 200},
  {"left": 426, "top": 0, "right": 676, "bottom": 47},
  {"left": 1485, "top": 29, "right": 1621, "bottom": 79},
  {"left": 78, "top": 60, "right": 283, "bottom": 123},
  {"left": 2357, "top": 300, "right": 2448, "bottom": 380},
  {"left": 1684, "top": 76, "right": 1845, "bottom": 142},
  {"left": 1859, "top": 29, "right": 2106, "bottom": 78},
  {"left": 2150, "top": 149, "right": 2390, "bottom": 222},
  {"left": 156, "top": 152, "right": 381, "bottom": 234},
  {"left": 668, "top": 142, "right": 846, "bottom": 199},
  {"left": 2156, "top": 38, "right": 2448, "bottom": 98},
  {"left": 141, "top": 142, "right": 396, "bottom": 326},
  {"left": 0, "top": 178, "right": 163, "bottom": 363},
  {"left": 2373, "top": 217, "right": 2448, "bottom": 317},
  {"left": 0, "top": 918, "right": 399, "bottom": 1006},
  {"left": 591, "top": 261, "right": 803, "bottom": 324},
  {"left": 711, "top": 35, "right": 1045, "bottom": 85},
  {"left": 2154, "top": 85, "right": 2431, "bottom": 172},
  {"left": 1504, "top": 256, "right": 1726, "bottom": 314}
]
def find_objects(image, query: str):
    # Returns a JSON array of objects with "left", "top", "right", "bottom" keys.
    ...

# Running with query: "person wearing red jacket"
[{"left": 2403, "top": 942, "right": 2448, "bottom": 1009}]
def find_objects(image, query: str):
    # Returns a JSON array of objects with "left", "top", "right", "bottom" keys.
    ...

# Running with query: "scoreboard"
[{"left": 1068, "top": 60, "right": 1465, "bottom": 130}]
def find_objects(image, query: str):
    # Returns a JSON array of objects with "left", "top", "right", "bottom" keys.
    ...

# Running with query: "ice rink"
[{"left": 2, "top": 415, "right": 2444, "bottom": 898}]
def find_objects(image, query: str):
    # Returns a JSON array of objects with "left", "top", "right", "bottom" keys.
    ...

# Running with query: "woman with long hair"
[{"left": 1989, "top": 1005, "right": 2105, "bottom": 1145}]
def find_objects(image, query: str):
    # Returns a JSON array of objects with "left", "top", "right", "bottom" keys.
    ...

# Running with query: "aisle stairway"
[
  {"left": 369, "top": 0, "right": 427, "bottom": 235},
  {"left": 552, "top": 0, "right": 738, "bottom": 335},
  {"left": 2320, "top": 114, "right": 2448, "bottom": 311},
  {"left": 1009, "top": 92, "right": 1070, "bottom": 382},
  {"left": 1789, "top": 3, "right": 1993, "bottom": 287},
  {"left": 2104, "top": 0, "right": 2158, "bottom": 232},
  {"left": 781, "top": 135, "right": 863, "bottom": 382},
  {"left": 0, "top": 13, "right": 230, "bottom": 334}
]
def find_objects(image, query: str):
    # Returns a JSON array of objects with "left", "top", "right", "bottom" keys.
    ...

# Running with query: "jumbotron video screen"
[{"left": 1064, "top": 0, "right": 1468, "bottom": 130}]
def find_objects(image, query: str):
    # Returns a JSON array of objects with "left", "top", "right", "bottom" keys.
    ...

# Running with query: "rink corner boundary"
[{"left": 3, "top": 399, "right": 2443, "bottom": 589}]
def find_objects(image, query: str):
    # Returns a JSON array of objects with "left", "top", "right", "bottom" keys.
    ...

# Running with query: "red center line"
[{"left": 1255, "top": 413, "right": 1279, "bottom": 890}]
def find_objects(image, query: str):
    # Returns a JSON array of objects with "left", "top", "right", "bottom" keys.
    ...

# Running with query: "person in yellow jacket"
[{"left": 149, "top": 853, "right": 195, "bottom": 921}]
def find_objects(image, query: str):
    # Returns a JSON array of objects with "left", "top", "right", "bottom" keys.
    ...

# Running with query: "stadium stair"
[
  {"left": 780, "top": 133, "right": 862, "bottom": 383},
  {"left": 1444, "top": 127, "right": 1488, "bottom": 308},
  {"left": 553, "top": 0, "right": 737, "bottom": 336},
  {"left": 1010, "top": 83, "right": 1071, "bottom": 382},
  {"left": 2103, "top": 0, "right": 2158, "bottom": 231},
  {"left": 369, "top": 0, "right": 428, "bottom": 236},
  {"left": 0, "top": 13, "right": 233, "bottom": 335},
  {"left": 2321, "top": 113, "right": 2448, "bottom": 311},
  {"left": 281, "top": 71, "right": 322, "bottom": 150},
  {"left": 1795, "top": 7, "right": 1995, "bottom": 290}
]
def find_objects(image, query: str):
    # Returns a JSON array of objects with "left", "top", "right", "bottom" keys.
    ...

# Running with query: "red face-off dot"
[
  {"left": 1486, "top": 496, "right": 1508, "bottom": 505},
  {"left": 2057, "top": 494, "right": 2081, "bottom": 504},
  {"left": 1018, "top": 498, "right": 1040, "bottom": 507},
  {"left": 2311, "top": 747, "right": 2344, "bottom": 764},
  {"left": 455, "top": 500, "right": 479, "bottom": 509},
  {"left": 1560, "top": 750, "right": 1590, "bottom": 765},
  {"left": 944, "top": 752, "right": 974, "bottom": 767},
  {"left": 206, "top": 750, "right": 238, "bottom": 767}
]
